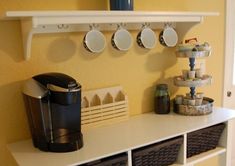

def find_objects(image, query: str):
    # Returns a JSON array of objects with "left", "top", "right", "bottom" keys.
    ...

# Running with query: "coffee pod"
[
  {"left": 188, "top": 70, "right": 196, "bottom": 79},
  {"left": 183, "top": 97, "right": 189, "bottom": 105},
  {"left": 188, "top": 98, "right": 196, "bottom": 106},
  {"left": 196, "top": 92, "right": 204, "bottom": 99},
  {"left": 195, "top": 97, "right": 203, "bottom": 106},
  {"left": 202, "top": 42, "right": 211, "bottom": 51},
  {"left": 195, "top": 68, "right": 203, "bottom": 78}
]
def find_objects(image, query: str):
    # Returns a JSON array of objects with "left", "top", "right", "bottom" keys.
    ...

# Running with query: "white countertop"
[{"left": 7, "top": 107, "right": 235, "bottom": 166}]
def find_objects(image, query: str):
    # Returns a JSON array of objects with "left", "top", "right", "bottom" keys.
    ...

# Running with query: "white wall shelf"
[
  {"left": 7, "top": 107, "right": 235, "bottom": 166},
  {"left": 5, "top": 11, "right": 218, "bottom": 60}
]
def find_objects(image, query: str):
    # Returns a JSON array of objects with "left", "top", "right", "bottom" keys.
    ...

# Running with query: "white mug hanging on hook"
[
  {"left": 159, "top": 24, "right": 178, "bottom": 47},
  {"left": 83, "top": 24, "right": 106, "bottom": 53},
  {"left": 137, "top": 23, "right": 156, "bottom": 49},
  {"left": 111, "top": 24, "right": 132, "bottom": 51}
]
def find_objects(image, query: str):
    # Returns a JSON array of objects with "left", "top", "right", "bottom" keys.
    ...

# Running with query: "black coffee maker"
[{"left": 22, "top": 72, "right": 83, "bottom": 152}]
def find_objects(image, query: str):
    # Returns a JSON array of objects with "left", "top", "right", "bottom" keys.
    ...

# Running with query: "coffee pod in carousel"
[
  {"left": 183, "top": 97, "right": 189, "bottom": 105},
  {"left": 188, "top": 70, "right": 196, "bottom": 79},
  {"left": 195, "top": 97, "right": 203, "bottom": 106},
  {"left": 195, "top": 68, "right": 204, "bottom": 78},
  {"left": 188, "top": 98, "right": 196, "bottom": 106},
  {"left": 196, "top": 92, "right": 204, "bottom": 99}
]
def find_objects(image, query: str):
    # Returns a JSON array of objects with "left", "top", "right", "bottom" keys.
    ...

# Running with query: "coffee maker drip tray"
[
  {"left": 48, "top": 128, "right": 83, "bottom": 152},
  {"left": 51, "top": 128, "right": 79, "bottom": 143}
]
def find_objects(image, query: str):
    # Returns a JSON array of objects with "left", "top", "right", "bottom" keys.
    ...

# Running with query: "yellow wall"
[{"left": 0, "top": 0, "right": 225, "bottom": 165}]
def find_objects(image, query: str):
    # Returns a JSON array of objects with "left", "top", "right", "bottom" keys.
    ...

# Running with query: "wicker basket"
[
  {"left": 132, "top": 136, "right": 183, "bottom": 166},
  {"left": 81, "top": 153, "right": 127, "bottom": 166},
  {"left": 187, "top": 123, "right": 225, "bottom": 158}
]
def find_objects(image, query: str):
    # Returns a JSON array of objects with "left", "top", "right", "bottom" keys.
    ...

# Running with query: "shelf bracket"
[{"left": 20, "top": 19, "right": 34, "bottom": 60}]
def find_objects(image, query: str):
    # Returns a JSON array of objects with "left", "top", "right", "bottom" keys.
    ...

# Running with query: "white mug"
[
  {"left": 83, "top": 27, "right": 106, "bottom": 53},
  {"left": 137, "top": 26, "right": 156, "bottom": 49},
  {"left": 111, "top": 25, "right": 132, "bottom": 51},
  {"left": 159, "top": 26, "right": 178, "bottom": 47}
]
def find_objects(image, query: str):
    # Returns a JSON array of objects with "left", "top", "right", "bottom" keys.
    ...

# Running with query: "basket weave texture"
[
  {"left": 81, "top": 153, "right": 127, "bottom": 166},
  {"left": 187, "top": 123, "right": 225, "bottom": 158},
  {"left": 132, "top": 136, "right": 183, "bottom": 166}
]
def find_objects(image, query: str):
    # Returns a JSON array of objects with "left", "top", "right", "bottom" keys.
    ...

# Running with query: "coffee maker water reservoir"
[{"left": 22, "top": 73, "right": 83, "bottom": 152}]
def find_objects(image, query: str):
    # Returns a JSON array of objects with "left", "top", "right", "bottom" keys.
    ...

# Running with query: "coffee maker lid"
[
  {"left": 47, "top": 84, "right": 81, "bottom": 92},
  {"left": 22, "top": 79, "right": 48, "bottom": 99},
  {"left": 33, "top": 72, "right": 81, "bottom": 91}
]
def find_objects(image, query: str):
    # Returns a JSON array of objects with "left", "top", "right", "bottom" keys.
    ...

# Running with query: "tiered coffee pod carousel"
[{"left": 173, "top": 41, "right": 214, "bottom": 116}]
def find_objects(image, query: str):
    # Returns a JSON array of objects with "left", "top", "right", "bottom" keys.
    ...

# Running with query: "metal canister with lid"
[{"left": 154, "top": 84, "right": 170, "bottom": 114}]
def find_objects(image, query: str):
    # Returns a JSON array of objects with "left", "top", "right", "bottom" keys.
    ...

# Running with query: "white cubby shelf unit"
[
  {"left": 5, "top": 11, "right": 218, "bottom": 60},
  {"left": 7, "top": 108, "right": 235, "bottom": 166}
]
